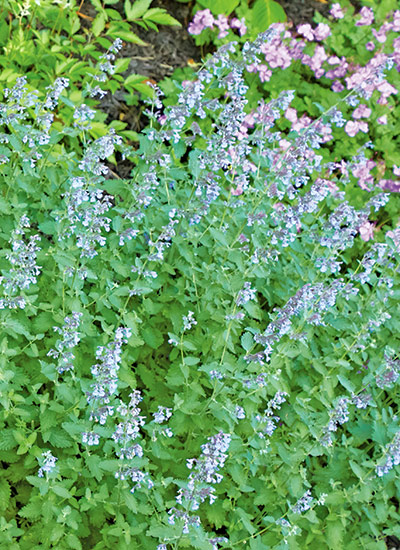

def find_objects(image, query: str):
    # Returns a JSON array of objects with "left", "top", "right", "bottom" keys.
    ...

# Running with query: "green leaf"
[
  {"left": 250, "top": 0, "right": 286, "bottom": 36},
  {"left": 0, "top": 430, "right": 16, "bottom": 451},
  {"left": 92, "top": 13, "right": 107, "bottom": 36},
  {"left": 124, "top": 0, "right": 152, "bottom": 21},
  {"left": 114, "top": 57, "right": 131, "bottom": 73},
  {"left": 349, "top": 460, "right": 366, "bottom": 481},
  {"left": 183, "top": 356, "right": 200, "bottom": 366},
  {"left": 0, "top": 479, "right": 10, "bottom": 511},
  {"left": 337, "top": 374, "right": 355, "bottom": 393},
  {"left": 33, "top": 311, "right": 55, "bottom": 333},
  {"left": 66, "top": 534, "right": 82, "bottom": 550},
  {"left": 197, "top": 0, "right": 239, "bottom": 16},
  {"left": 142, "top": 326, "right": 163, "bottom": 349},
  {"left": 142, "top": 8, "right": 181, "bottom": 27},
  {"left": 129, "top": 82, "right": 154, "bottom": 97},
  {"left": 109, "top": 28, "right": 148, "bottom": 45},
  {"left": 100, "top": 460, "right": 118, "bottom": 472},
  {"left": 241, "top": 332, "right": 254, "bottom": 352},
  {"left": 52, "top": 485, "right": 72, "bottom": 499},
  {"left": 18, "top": 501, "right": 41, "bottom": 519},
  {"left": 48, "top": 430, "right": 73, "bottom": 448},
  {"left": 124, "top": 73, "right": 147, "bottom": 87},
  {"left": 250, "top": 537, "right": 267, "bottom": 550},
  {"left": 4, "top": 318, "right": 32, "bottom": 339},
  {"left": 327, "top": 520, "right": 343, "bottom": 549},
  {"left": 86, "top": 454, "right": 104, "bottom": 482},
  {"left": 236, "top": 507, "right": 256, "bottom": 534}
]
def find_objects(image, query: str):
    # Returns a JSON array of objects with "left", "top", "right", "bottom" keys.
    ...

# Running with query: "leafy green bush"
[
  {"left": 1, "top": 3, "right": 400, "bottom": 550},
  {"left": 0, "top": 0, "right": 181, "bottom": 144}
]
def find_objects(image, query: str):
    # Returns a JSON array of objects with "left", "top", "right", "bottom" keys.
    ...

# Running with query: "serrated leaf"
[
  {"left": 92, "top": 13, "right": 107, "bottom": 36},
  {"left": 124, "top": 73, "right": 147, "bottom": 87},
  {"left": 0, "top": 430, "right": 16, "bottom": 450},
  {"left": 327, "top": 520, "right": 343, "bottom": 549},
  {"left": 236, "top": 507, "right": 256, "bottom": 534},
  {"left": 56, "top": 383, "right": 76, "bottom": 404},
  {"left": 18, "top": 501, "right": 41, "bottom": 519},
  {"left": 52, "top": 485, "right": 72, "bottom": 499},
  {"left": 99, "top": 460, "right": 118, "bottom": 472},
  {"left": 66, "top": 534, "right": 82, "bottom": 550},
  {"left": 129, "top": 82, "right": 154, "bottom": 97},
  {"left": 62, "top": 421, "right": 87, "bottom": 437},
  {"left": 114, "top": 57, "right": 131, "bottom": 73},
  {"left": 48, "top": 430, "right": 73, "bottom": 448},
  {"left": 183, "top": 356, "right": 200, "bottom": 366},
  {"left": 197, "top": 0, "right": 239, "bottom": 16},
  {"left": 4, "top": 318, "right": 32, "bottom": 339},
  {"left": 142, "top": 8, "right": 181, "bottom": 26},
  {"left": 0, "top": 479, "right": 10, "bottom": 511},
  {"left": 113, "top": 29, "right": 148, "bottom": 45},
  {"left": 86, "top": 454, "right": 103, "bottom": 482},
  {"left": 124, "top": 0, "right": 152, "bottom": 20},
  {"left": 337, "top": 374, "right": 355, "bottom": 393},
  {"left": 349, "top": 460, "right": 366, "bottom": 480},
  {"left": 142, "top": 326, "right": 163, "bottom": 349}
]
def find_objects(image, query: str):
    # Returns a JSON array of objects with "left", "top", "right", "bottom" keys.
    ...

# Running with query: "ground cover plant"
[{"left": 1, "top": 1, "right": 400, "bottom": 549}]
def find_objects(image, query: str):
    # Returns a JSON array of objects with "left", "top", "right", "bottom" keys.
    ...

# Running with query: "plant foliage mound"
[{"left": 1, "top": 3, "right": 400, "bottom": 549}]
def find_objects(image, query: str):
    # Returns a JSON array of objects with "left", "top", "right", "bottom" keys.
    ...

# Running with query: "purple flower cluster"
[
  {"left": 254, "top": 391, "right": 288, "bottom": 441},
  {"left": 376, "top": 348, "right": 400, "bottom": 389},
  {"left": 188, "top": 9, "right": 246, "bottom": 39},
  {"left": 93, "top": 38, "right": 123, "bottom": 84},
  {"left": 187, "top": 5, "right": 400, "bottom": 118},
  {"left": 112, "top": 390, "right": 146, "bottom": 460},
  {"left": 115, "top": 466, "right": 154, "bottom": 494},
  {"left": 168, "top": 431, "right": 231, "bottom": 534},
  {"left": 182, "top": 311, "right": 197, "bottom": 331},
  {"left": 320, "top": 396, "right": 350, "bottom": 448},
  {"left": 254, "top": 280, "right": 357, "bottom": 361},
  {"left": 60, "top": 184, "right": 113, "bottom": 259},
  {"left": 236, "top": 281, "right": 256, "bottom": 306},
  {"left": 43, "top": 77, "right": 69, "bottom": 110},
  {"left": 37, "top": 450, "right": 58, "bottom": 478},
  {"left": 376, "top": 430, "right": 400, "bottom": 477},
  {"left": 84, "top": 327, "right": 131, "bottom": 440},
  {"left": 291, "top": 489, "right": 313, "bottom": 514},
  {"left": 47, "top": 312, "right": 83, "bottom": 374},
  {"left": 0, "top": 215, "right": 41, "bottom": 310},
  {"left": 152, "top": 406, "right": 173, "bottom": 438},
  {"left": 78, "top": 130, "right": 122, "bottom": 176}
]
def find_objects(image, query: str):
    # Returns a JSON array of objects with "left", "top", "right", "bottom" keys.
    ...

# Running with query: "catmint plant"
[{"left": 2, "top": 3, "right": 400, "bottom": 549}]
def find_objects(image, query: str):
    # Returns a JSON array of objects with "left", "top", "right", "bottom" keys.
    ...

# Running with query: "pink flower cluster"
[
  {"left": 297, "top": 22, "right": 331, "bottom": 42},
  {"left": 351, "top": 158, "right": 376, "bottom": 191},
  {"left": 246, "top": 23, "right": 292, "bottom": 83},
  {"left": 188, "top": 9, "right": 246, "bottom": 39},
  {"left": 330, "top": 3, "right": 345, "bottom": 19},
  {"left": 284, "top": 107, "right": 332, "bottom": 142},
  {"left": 189, "top": 6, "right": 400, "bottom": 102},
  {"left": 344, "top": 53, "right": 398, "bottom": 104},
  {"left": 344, "top": 104, "right": 370, "bottom": 138},
  {"left": 355, "top": 6, "right": 374, "bottom": 27}
]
